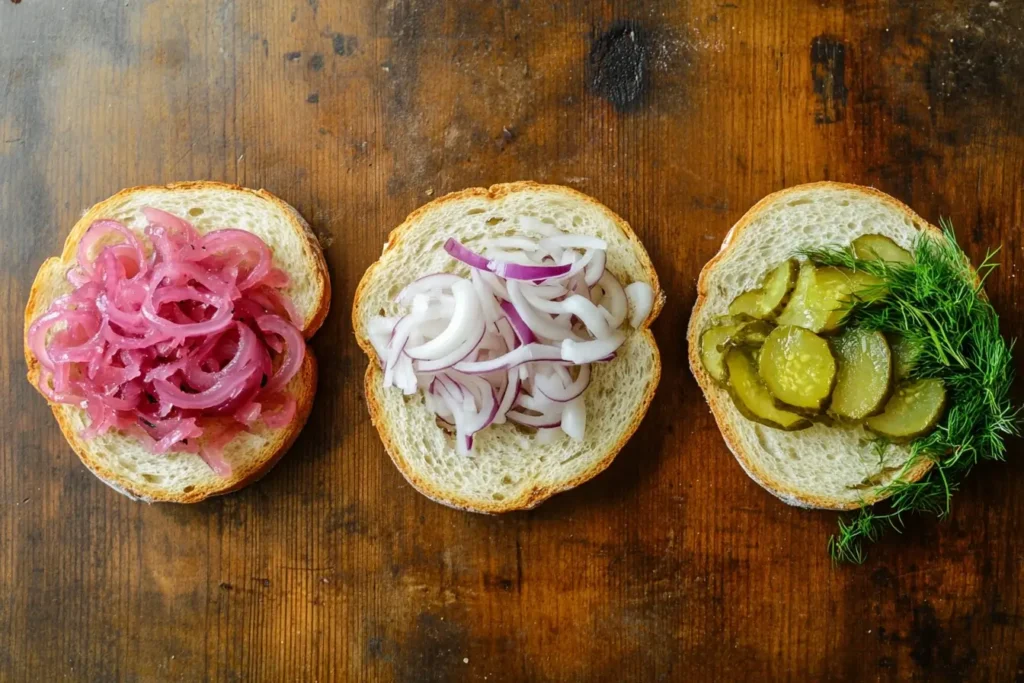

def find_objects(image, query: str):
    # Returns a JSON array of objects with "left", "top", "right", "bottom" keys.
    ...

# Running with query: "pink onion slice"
[{"left": 257, "top": 314, "right": 306, "bottom": 393}]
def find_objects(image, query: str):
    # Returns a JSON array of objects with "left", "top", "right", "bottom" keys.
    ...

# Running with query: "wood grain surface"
[{"left": 2, "top": 1, "right": 1023, "bottom": 681}]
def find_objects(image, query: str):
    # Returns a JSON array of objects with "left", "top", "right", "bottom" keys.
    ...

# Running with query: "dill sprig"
[{"left": 804, "top": 221, "right": 1019, "bottom": 563}]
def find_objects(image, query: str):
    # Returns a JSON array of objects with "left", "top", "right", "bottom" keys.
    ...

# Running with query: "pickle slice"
[
  {"left": 700, "top": 323, "right": 746, "bottom": 383},
  {"left": 777, "top": 264, "right": 882, "bottom": 333},
  {"left": 699, "top": 319, "right": 774, "bottom": 383},
  {"left": 758, "top": 325, "right": 836, "bottom": 413},
  {"left": 775, "top": 262, "right": 819, "bottom": 329},
  {"left": 815, "top": 267, "right": 884, "bottom": 332},
  {"left": 724, "top": 348, "right": 811, "bottom": 430},
  {"left": 726, "top": 260, "right": 798, "bottom": 320},
  {"left": 889, "top": 334, "right": 920, "bottom": 381},
  {"left": 829, "top": 329, "right": 892, "bottom": 421},
  {"left": 865, "top": 379, "right": 946, "bottom": 442},
  {"left": 853, "top": 234, "right": 913, "bottom": 264},
  {"left": 756, "top": 260, "right": 798, "bottom": 318},
  {"left": 728, "top": 290, "right": 763, "bottom": 318}
]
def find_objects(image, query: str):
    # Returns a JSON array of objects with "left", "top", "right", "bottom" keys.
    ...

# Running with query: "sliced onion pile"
[
  {"left": 368, "top": 219, "right": 655, "bottom": 454},
  {"left": 28, "top": 208, "right": 307, "bottom": 476}
]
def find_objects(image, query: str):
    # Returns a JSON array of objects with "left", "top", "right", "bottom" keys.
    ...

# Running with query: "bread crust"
[
  {"left": 353, "top": 181, "right": 664, "bottom": 513},
  {"left": 687, "top": 182, "right": 939, "bottom": 510},
  {"left": 24, "top": 181, "right": 328, "bottom": 502}
]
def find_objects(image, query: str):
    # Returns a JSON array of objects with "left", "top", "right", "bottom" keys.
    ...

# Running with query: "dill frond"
[{"left": 807, "top": 223, "right": 1019, "bottom": 562}]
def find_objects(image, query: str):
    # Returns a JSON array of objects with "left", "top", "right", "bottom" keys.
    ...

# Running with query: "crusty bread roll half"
[
  {"left": 353, "top": 182, "right": 664, "bottom": 512},
  {"left": 24, "top": 181, "right": 330, "bottom": 502},
  {"left": 687, "top": 182, "right": 940, "bottom": 509}
]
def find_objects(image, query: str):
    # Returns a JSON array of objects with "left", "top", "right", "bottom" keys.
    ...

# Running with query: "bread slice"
[
  {"left": 24, "top": 181, "right": 330, "bottom": 502},
  {"left": 353, "top": 182, "right": 664, "bottom": 513},
  {"left": 688, "top": 182, "right": 940, "bottom": 510}
]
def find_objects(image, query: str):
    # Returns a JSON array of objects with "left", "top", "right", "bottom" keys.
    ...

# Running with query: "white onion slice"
[
  {"left": 414, "top": 324, "right": 486, "bottom": 373},
  {"left": 507, "top": 280, "right": 580, "bottom": 342},
  {"left": 585, "top": 250, "right": 606, "bottom": 287},
  {"left": 519, "top": 216, "right": 560, "bottom": 237},
  {"left": 482, "top": 237, "right": 540, "bottom": 251},
  {"left": 561, "top": 331, "right": 625, "bottom": 364},
  {"left": 595, "top": 271, "right": 627, "bottom": 328},
  {"left": 561, "top": 396, "right": 586, "bottom": 441},
  {"left": 470, "top": 269, "right": 502, "bottom": 323},
  {"left": 492, "top": 369, "right": 520, "bottom": 425},
  {"left": 535, "top": 364, "right": 590, "bottom": 402},
  {"left": 454, "top": 342, "right": 563, "bottom": 375},
  {"left": 625, "top": 282, "right": 655, "bottom": 327},
  {"left": 395, "top": 274, "right": 462, "bottom": 304},
  {"left": 405, "top": 280, "right": 482, "bottom": 360},
  {"left": 506, "top": 409, "right": 562, "bottom": 428},
  {"left": 540, "top": 235, "right": 607, "bottom": 251}
]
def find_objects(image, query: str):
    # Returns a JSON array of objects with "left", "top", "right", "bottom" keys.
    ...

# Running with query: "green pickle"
[
  {"left": 758, "top": 325, "right": 836, "bottom": 413},
  {"left": 852, "top": 234, "right": 913, "bottom": 264},
  {"left": 727, "top": 260, "right": 798, "bottom": 320},
  {"left": 724, "top": 348, "right": 811, "bottom": 431},
  {"left": 699, "top": 318, "right": 774, "bottom": 383},
  {"left": 865, "top": 379, "right": 946, "bottom": 442},
  {"left": 829, "top": 329, "right": 892, "bottom": 421}
]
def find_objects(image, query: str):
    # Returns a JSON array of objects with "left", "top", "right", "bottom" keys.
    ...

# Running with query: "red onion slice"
[
  {"left": 499, "top": 301, "right": 536, "bottom": 344},
  {"left": 506, "top": 409, "right": 562, "bottom": 429},
  {"left": 506, "top": 281, "right": 579, "bottom": 342},
  {"left": 470, "top": 270, "right": 502, "bottom": 323},
  {"left": 585, "top": 250, "right": 606, "bottom": 287},
  {"left": 492, "top": 369, "right": 520, "bottom": 425},
  {"left": 405, "top": 280, "right": 482, "bottom": 361},
  {"left": 453, "top": 342, "right": 563, "bottom": 375},
  {"left": 445, "top": 239, "right": 572, "bottom": 281},
  {"left": 414, "top": 324, "right": 486, "bottom": 373},
  {"left": 561, "top": 396, "right": 586, "bottom": 441},
  {"left": 560, "top": 331, "right": 625, "bottom": 364},
  {"left": 395, "top": 273, "right": 463, "bottom": 304},
  {"left": 595, "top": 271, "right": 627, "bottom": 328},
  {"left": 535, "top": 364, "right": 591, "bottom": 402}
]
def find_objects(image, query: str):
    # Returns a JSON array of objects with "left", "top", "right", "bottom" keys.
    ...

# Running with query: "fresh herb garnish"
[{"left": 805, "top": 221, "right": 1019, "bottom": 563}]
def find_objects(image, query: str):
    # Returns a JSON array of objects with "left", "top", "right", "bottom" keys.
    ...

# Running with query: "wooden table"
[{"left": 2, "top": 1, "right": 1023, "bottom": 680}]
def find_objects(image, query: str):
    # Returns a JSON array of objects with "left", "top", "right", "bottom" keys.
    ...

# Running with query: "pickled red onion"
[{"left": 27, "top": 209, "right": 307, "bottom": 475}]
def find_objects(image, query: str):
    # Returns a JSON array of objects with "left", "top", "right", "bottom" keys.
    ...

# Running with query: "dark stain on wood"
[
  {"left": 284, "top": 50, "right": 302, "bottom": 61},
  {"left": 306, "top": 92, "right": 319, "bottom": 103},
  {"left": 588, "top": 21, "right": 648, "bottom": 112},
  {"left": 332, "top": 33, "right": 358, "bottom": 57},
  {"left": 810, "top": 35, "right": 848, "bottom": 124},
  {"left": 396, "top": 613, "right": 466, "bottom": 683},
  {"left": 308, "top": 53, "right": 324, "bottom": 71}
]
